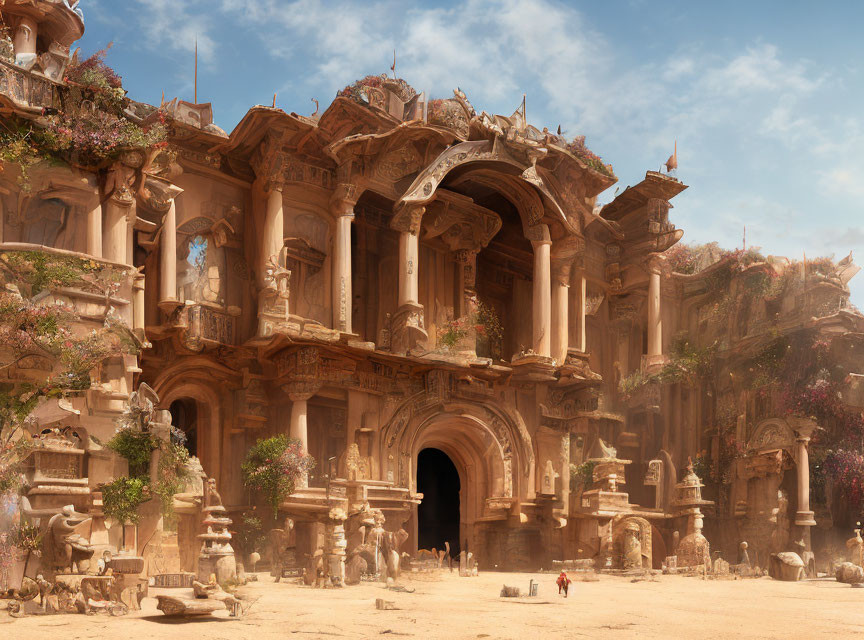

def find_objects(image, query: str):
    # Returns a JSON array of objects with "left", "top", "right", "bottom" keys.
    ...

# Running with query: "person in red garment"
[{"left": 556, "top": 571, "right": 572, "bottom": 597}]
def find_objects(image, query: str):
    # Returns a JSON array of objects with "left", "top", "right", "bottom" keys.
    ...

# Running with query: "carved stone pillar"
[
  {"left": 453, "top": 248, "right": 478, "bottom": 319},
  {"left": 576, "top": 273, "right": 587, "bottom": 353},
  {"left": 262, "top": 185, "right": 285, "bottom": 285},
  {"left": 389, "top": 205, "right": 427, "bottom": 354},
  {"left": 646, "top": 255, "right": 664, "bottom": 369},
  {"left": 791, "top": 419, "right": 818, "bottom": 529},
  {"left": 254, "top": 182, "right": 289, "bottom": 337},
  {"left": 529, "top": 225, "right": 552, "bottom": 358},
  {"left": 157, "top": 187, "right": 184, "bottom": 312},
  {"left": 287, "top": 385, "right": 319, "bottom": 489},
  {"left": 102, "top": 158, "right": 140, "bottom": 265},
  {"left": 103, "top": 198, "right": 131, "bottom": 264},
  {"left": 132, "top": 272, "right": 145, "bottom": 336},
  {"left": 551, "top": 261, "right": 571, "bottom": 364},
  {"left": 86, "top": 200, "right": 102, "bottom": 258},
  {"left": 12, "top": 16, "right": 37, "bottom": 67},
  {"left": 331, "top": 194, "right": 356, "bottom": 334},
  {"left": 250, "top": 131, "right": 292, "bottom": 337}
]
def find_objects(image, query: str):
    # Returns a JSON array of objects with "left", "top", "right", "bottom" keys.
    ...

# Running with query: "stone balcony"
[{"left": 0, "top": 58, "right": 61, "bottom": 111}]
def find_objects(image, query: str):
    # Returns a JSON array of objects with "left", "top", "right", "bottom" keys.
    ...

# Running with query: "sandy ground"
[{"left": 2, "top": 570, "right": 863, "bottom": 640}]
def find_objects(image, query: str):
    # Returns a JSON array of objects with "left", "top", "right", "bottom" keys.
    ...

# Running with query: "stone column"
[
  {"left": 331, "top": 201, "right": 354, "bottom": 333},
  {"left": 289, "top": 396, "right": 309, "bottom": 451},
  {"left": 12, "top": 16, "right": 37, "bottom": 66},
  {"left": 453, "top": 249, "right": 478, "bottom": 319},
  {"left": 795, "top": 435, "right": 815, "bottom": 524},
  {"left": 576, "top": 273, "right": 587, "bottom": 353},
  {"left": 530, "top": 225, "right": 552, "bottom": 358},
  {"left": 103, "top": 200, "right": 130, "bottom": 264},
  {"left": 791, "top": 418, "right": 818, "bottom": 528},
  {"left": 647, "top": 256, "right": 664, "bottom": 367},
  {"left": 288, "top": 387, "right": 316, "bottom": 489},
  {"left": 159, "top": 198, "right": 178, "bottom": 309},
  {"left": 86, "top": 201, "right": 103, "bottom": 258},
  {"left": 398, "top": 229, "right": 419, "bottom": 307},
  {"left": 389, "top": 206, "right": 427, "bottom": 354},
  {"left": 261, "top": 185, "right": 285, "bottom": 283},
  {"left": 102, "top": 162, "right": 138, "bottom": 265},
  {"left": 132, "top": 272, "right": 145, "bottom": 335},
  {"left": 551, "top": 262, "right": 571, "bottom": 364}
]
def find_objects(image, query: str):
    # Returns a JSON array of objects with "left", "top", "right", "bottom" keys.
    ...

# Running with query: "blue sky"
[{"left": 82, "top": 1, "right": 864, "bottom": 304}]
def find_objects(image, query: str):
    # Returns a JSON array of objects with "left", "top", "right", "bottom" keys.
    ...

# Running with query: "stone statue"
[
  {"left": 44, "top": 505, "right": 94, "bottom": 575},
  {"left": 847, "top": 523, "right": 863, "bottom": 566},
  {"left": 738, "top": 541, "right": 751, "bottom": 567},
  {"left": 205, "top": 477, "right": 223, "bottom": 508},
  {"left": 622, "top": 521, "right": 643, "bottom": 570},
  {"left": 770, "top": 490, "right": 790, "bottom": 554}
]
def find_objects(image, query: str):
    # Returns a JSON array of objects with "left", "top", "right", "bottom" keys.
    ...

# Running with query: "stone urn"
[
  {"left": 248, "top": 551, "right": 261, "bottom": 573},
  {"left": 4, "top": 548, "right": 29, "bottom": 592}
]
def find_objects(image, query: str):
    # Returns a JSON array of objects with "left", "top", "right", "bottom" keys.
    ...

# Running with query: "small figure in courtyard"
[{"left": 556, "top": 571, "right": 571, "bottom": 597}]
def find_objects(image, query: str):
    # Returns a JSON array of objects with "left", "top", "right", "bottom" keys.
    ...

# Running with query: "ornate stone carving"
[{"left": 390, "top": 205, "right": 425, "bottom": 235}]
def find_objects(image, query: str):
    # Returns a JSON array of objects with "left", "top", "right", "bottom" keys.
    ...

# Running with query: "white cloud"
[
  {"left": 701, "top": 44, "right": 821, "bottom": 95},
  {"left": 130, "top": 0, "right": 217, "bottom": 62},
  {"left": 819, "top": 166, "right": 864, "bottom": 199}
]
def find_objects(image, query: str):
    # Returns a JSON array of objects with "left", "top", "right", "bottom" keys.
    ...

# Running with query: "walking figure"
[{"left": 556, "top": 571, "right": 572, "bottom": 597}]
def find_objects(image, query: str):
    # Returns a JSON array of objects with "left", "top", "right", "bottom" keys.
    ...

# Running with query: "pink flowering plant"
[
  {"left": 564, "top": 135, "right": 613, "bottom": 177},
  {"left": 437, "top": 301, "right": 503, "bottom": 353},
  {"left": 0, "top": 252, "right": 138, "bottom": 497},
  {"left": 242, "top": 435, "right": 315, "bottom": 518},
  {"left": 0, "top": 44, "right": 166, "bottom": 188},
  {"left": 823, "top": 449, "right": 864, "bottom": 508}
]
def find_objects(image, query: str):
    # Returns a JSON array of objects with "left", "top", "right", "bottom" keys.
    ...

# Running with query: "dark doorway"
[
  {"left": 169, "top": 398, "right": 197, "bottom": 457},
  {"left": 417, "top": 448, "right": 461, "bottom": 556}
]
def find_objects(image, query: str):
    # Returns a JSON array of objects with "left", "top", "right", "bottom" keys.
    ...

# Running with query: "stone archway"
[{"left": 416, "top": 448, "right": 461, "bottom": 556}]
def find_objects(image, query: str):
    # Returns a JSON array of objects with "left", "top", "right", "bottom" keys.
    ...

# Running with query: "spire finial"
[
  {"left": 390, "top": 49, "right": 397, "bottom": 80},
  {"left": 665, "top": 140, "right": 678, "bottom": 173},
  {"left": 194, "top": 37, "right": 198, "bottom": 104}
]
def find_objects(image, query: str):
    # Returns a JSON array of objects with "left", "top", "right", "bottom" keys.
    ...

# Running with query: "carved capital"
[
  {"left": 284, "top": 381, "right": 322, "bottom": 401},
  {"left": 647, "top": 253, "right": 666, "bottom": 275},
  {"left": 391, "top": 205, "right": 425, "bottom": 235},
  {"left": 551, "top": 259, "right": 573, "bottom": 287},
  {"left": 140, "top": 175, "right": 183, "bottom": 213},
  {"left": 330, "top": 184, "right": 358, "bottom": 218},
  {"left": 251, "top": 129, "right": 292, "bottom": 190},
  {"left": 526, "top": 223, "right": 551, "bottom": 245}
]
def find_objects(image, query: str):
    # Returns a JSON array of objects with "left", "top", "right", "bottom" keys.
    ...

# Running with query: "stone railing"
[{"left": 0, "top": 59, "right": 61, "bottom": 110}]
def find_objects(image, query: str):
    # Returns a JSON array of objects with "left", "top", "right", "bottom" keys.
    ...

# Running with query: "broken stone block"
[
  {"left": 768, "top": 552, "right": 804, "bottom": 582},
  {"left": 375, "top": 598, "right": 397, "bottom": 610},
  {"left": 836, "top": 562, "right": 864, "bottom": 584}
]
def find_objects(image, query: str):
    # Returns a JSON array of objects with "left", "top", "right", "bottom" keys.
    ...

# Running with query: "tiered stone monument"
[
  {"left": 672, "top": 459, "right": 713, "bottom": 569},
  {"left": 197, "top": 478, "right": 236, "bottom": 583}
]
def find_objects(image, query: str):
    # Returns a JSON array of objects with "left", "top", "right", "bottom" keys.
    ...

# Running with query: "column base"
[
  {"left": 795, "top": 510, "right": 817, "bottom": 526},
  {"left": 390, "top": 302, "right": 427, "bottom": 355},
  {"left": 158, "top": 298, "right": 183, "bottom": 315},
  {"left": 642, "top": 353, "right": 667, "bottom": 373}
]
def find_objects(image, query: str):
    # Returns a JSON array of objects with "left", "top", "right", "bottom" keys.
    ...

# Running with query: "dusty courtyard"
[{"left": 2, "top": 570, "right": 862, "bottom": 640}]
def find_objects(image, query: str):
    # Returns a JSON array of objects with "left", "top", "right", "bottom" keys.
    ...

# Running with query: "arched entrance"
[
  {"left": 417, "top": 448, "right": 461, "bottom": 556},
  {"left": 169, "top": 398, "right": 198, "bottom": 457}
]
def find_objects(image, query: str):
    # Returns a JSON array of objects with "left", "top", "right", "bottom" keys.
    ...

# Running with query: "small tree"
[{"left": 241, "top": 435, "right": 315, "bottom": 519}]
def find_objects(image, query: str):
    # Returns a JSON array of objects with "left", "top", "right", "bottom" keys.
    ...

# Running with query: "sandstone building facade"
[{"left": 2, "top": 1, "right": 862, "bottom": 578}]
